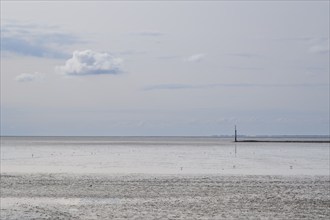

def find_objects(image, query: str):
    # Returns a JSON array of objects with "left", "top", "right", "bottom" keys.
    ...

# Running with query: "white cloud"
[
  {"left": 15, "top": 72, "right": 44, "bottom": 82},
  {"left": 184, "top": 53, "right": 206, "bottom": 62},
  {"left": 57, "top": 50, "right": 123, "bottom": 76}
]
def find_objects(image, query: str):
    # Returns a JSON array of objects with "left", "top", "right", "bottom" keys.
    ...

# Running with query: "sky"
[{"left": 1, "top": 1, "right": 329, "bottom": 136}]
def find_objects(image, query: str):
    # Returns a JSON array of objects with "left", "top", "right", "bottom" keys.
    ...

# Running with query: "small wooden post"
[{"left": 234, "top": 125, "right": 237, "bottom": 142}]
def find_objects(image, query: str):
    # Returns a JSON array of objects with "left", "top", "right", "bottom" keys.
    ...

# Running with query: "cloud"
[
  {"left": 310, "top": 45, "right": 329, "bottom": 54},
  {"left": 184, "top": 53, "right": 206, "bottom": 62},
  {"left": 143, "top": 83, "right": 329, "bottom": 91},
  {"left": 1, "top": 21, "right": 81, "bottom": 58},
  {"left": 144, "top": 84, "right": 197, "bottom": 91},
  {"left": 226, "top": 53, "right": 260, "bottom": 58},
  {"left": 15, "top": 73, "right": 44, "bottom": 82},
  {"left": 223, "top": 66, "right": 263, "bottom": 71},
  {"left": 269, "top": 36, "right": 329, "bottom": 55},
  {"left": 131, "top": 30, "right": 164, "bottom": 37},
  {"left": 272, "top": 36, "right": 328, "bottom": 43},
  {"left": 271, "top": 36, "right": 329, "bottom": 55},
  {"left": 57, "top": 50, "right": 123, "bottom": 76},
  {"left": 2, "top": 36, "right": 68, "bottom": 58},
  {"left": 157, "top": 55, "right": 180, "bottom": 60}
]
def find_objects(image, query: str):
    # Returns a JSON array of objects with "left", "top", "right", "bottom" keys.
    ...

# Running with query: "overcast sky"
[{"left": 1, "top": 1, "right": 329, "bottom": 136}]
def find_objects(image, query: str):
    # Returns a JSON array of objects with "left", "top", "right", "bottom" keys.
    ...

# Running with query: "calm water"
[{"left": 1, "top": 136, "right": 329, "bottom": 175}]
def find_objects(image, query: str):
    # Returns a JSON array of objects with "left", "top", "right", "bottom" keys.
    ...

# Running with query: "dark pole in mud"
[{"left": 235, "top": 125, "right": 237, "bottom": 142}]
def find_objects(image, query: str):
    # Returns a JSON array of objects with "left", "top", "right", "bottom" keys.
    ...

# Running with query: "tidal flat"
[{"left": 1, "top": 174, "right": 329, "bottom": 219}]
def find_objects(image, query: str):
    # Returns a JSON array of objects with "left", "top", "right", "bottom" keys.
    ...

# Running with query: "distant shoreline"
[{"left": 236, "top": 140, "right": 330, "bottom": 143}]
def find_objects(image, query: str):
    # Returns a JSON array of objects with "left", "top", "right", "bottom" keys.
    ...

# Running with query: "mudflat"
[{"left": 1, "top": 173, "right": 329, "bottom": 219}]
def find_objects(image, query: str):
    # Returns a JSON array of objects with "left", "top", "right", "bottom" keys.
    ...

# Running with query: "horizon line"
[{"left": 1, "top": 134, "right": 329, "bottom": 138}]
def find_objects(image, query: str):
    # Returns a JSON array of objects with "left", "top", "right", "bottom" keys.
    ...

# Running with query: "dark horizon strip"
[{"left": 237, "top": 140, "right": 330, "bottom": 143}]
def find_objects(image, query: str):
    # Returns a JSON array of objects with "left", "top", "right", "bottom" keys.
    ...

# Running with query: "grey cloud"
[
  {"left": 157, "top": 55, "right": 180, "bottom": 60},
  {"left": 272, "top": 36, "right": 329, "bottom": 55},
  {"left": 57, "top": 50, "right": 123, "bottom": 76},
  {"left": 144, "top": 84, "right": 198, "bottom": 91},
  {"left": 310, "top": 45, "right": 329, "bottom": 54},
  {"left": 3, "top": 20, "right": 59, "bottom": 30},
  {"left": 143, "top": 83, "right": 329, "bottom": 91},
  {"left": 226, "top": 53, "right": 260, "bottom": 58},
  {"left": 308, "top": 37, "right": 329, "bottom": 54},
  {"left": 223, "top": 66, "right": 264, "bottom": 71},
  {"left": 131, "top": 30, "right": 165, "bottom": 37},
  {"left": 2, "top": 36, "right": 68, "bottom": 58},
  {"left": 114, "top": 50, "right": 148, "bottom": 56},
  {"left": 272, "top": 36, "right": 328, "bottom": 43},
  {"left": 35, "top": 33, "right": 81, "bottom": 45},
  {"left": 1, "top": 22, "right": 81, "bottom": 58},
  {"left": 306, "top": 67, "right": 327, "bottom": 72}
]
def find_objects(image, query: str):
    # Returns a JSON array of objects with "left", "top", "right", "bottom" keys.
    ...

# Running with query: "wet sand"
[{"left": 1, "top": 173, "right": 329, "bottom": 219}]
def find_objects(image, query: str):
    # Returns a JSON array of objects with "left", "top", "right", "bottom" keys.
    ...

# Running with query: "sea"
[{"left": 1, "top": 136, "right": 329, "bottom": 175}]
